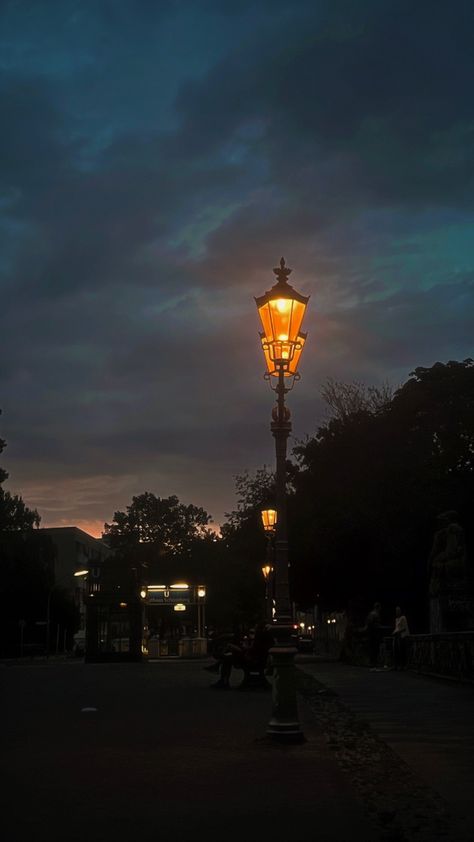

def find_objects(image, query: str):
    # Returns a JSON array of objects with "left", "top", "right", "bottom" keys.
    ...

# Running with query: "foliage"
[
  {"left": 0, "top": 412, "right": 40, "bottom": 530},
  {"left": 320, "top": 377, "right": 395, "bottom": 422},
  {"left": 103, "top": 492, "right": 211, "bottom": 556},
  {"left": 291, "top": 360, "right": 474, "bottom": 628},
  {"left": 214, "top": 468, "right": 278, "bottom": 627},
  {"left": 222, "top": 468, "right": 275, "bottom": 532},
  {"left": 0, "top": 415, "right": 78, "bottom": 656},
  {"left": 102, "top": 492, "right": 240, "bottom": 625},
  {"left": 0, "top": 489, "right": 41, "bottom": 531}
]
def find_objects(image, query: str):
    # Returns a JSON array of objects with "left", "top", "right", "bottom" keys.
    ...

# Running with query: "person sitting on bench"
[{"left": 211, "top": 621, "right": 274, "bottom": 689}]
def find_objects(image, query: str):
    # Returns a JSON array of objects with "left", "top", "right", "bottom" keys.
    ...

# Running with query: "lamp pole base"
[{"left": 266, "top": 643, "right": 305, "bottom": 743}]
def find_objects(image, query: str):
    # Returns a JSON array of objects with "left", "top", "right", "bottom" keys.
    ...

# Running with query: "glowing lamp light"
[
  {"left": 74, "top": 569, "right": 89, "bottom": 577},
  {"left": 256, "top": 258, "right": 309, "bottom": 375},
  {"left": 260, "top": 332, "right": 306, "bottom": 378},
  {"left": 261, "top": 565, "right": 272, "bottom": 579},
  {"left": 139, "top": 588, "right": 147, "bottom": 599},
  {"left": 261, "top": 508, "right": 277, "bottom": 532},
  {"left": 197, "top": 586, "right": 206, "bottom": 598},
  {"left": 170, "top": 583, "right": 189, "bottom": 590},
  {"left": 174, "top": 603, "right": 186, "bottom": 612}
]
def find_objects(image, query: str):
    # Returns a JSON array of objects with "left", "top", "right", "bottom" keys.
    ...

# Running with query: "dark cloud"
[{"left": 1, "top": 0, "right": 473, "bottom": 532}]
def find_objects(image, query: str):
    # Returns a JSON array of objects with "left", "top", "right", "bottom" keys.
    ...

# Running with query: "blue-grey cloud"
[{"left": 1, "top": 0, "right": 473, "bottom": 533}]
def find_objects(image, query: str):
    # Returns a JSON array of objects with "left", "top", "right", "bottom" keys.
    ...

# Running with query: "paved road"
[
  {"left": 2, "top": 659, "right": 375, "bottom": 842},
  {"left": 297, "top": 659, "right": 474, "bottom": 839}
]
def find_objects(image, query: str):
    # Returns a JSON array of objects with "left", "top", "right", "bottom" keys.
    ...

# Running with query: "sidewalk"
[{"left": 296, "top": 656, "right": 474, "bottom": 840}]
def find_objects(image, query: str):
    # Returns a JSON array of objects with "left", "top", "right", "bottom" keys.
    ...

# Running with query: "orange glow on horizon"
[
  {"left": 41, "top": 517, "right": 224, "bottom": 541},
  {"left": 41, "top": 518, "right": 105, "bottom": 539}
]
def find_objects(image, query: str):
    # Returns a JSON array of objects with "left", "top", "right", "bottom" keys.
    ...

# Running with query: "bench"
[{"left": 237, "top": 656, "right": 272, "bottom": 690}]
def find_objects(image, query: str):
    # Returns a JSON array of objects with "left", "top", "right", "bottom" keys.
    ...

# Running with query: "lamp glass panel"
[
  {"left": 259, "top": 298, "right": 301, "bottom": 344},
  {"left": 289, "top": 300, "right": 307, "bottom": 341},
  {"left": 260, "top": 337, "right": 274, "bottom": 374},
  {"left": 271, "top": 339, "right": 293, "bottom": 362},
  {"left": 261, "top": 509, "right": 277, "bottom": 530},
  {"left": 258, "top": 304, "right": 275, "bottom": 342},
  {"left": 269, "top": 298, "right": 292, "bottom": 342},
  {"left": 290, "top": 334, "right": 306, "bottom": 373},
  {"left": 261, "top": 335, "right": 305, "bottom": 377}
]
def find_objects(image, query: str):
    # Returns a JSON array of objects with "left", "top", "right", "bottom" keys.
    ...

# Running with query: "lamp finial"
[{"left": 273, "top": 257, "right": 292, "bottom": 283}]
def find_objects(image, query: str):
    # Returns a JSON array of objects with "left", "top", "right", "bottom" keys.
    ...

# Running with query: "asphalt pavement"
[
  {"left": 2, "top": 658, "right": 375, "bottom": 842},
  {"left": 5, "top": 655, "right": 473, "bottom": 842}
]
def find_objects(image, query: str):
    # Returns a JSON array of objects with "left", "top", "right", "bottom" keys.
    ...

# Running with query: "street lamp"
[
  {"left": 261, "top": 508, "right": 277, "bottom": 533},
  {"left": 261, "top": 564, "right": 273, "bottom": 623},
  {"left": 256, "top": 257, "right": 309, "bottom": 742},
  {"left": 196, "top": 585, "right": 206, "bottom": 638},
  {"left": 261, "top": 508, "right": 277, "bottom": 623}
]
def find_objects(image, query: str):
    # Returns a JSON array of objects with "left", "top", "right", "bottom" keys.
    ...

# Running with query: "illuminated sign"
[{"left": 147, "top": 588, "right": 190, "bottom": 604}]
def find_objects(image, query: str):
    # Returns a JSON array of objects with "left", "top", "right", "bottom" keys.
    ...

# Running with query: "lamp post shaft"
[
  {"left": 272, "top": 369, "right": 291, "bottom": 622},
  {"left": 46, "top": 589, "right": 52, "bottom": 659},
  {"left": 267, "top": 368, "right": 304, "bottom": 742}
]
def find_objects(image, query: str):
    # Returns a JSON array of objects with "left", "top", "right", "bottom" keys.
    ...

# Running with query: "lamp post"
[
  {"left": 255, "top": 257, "right": 309, "bottom": 742},
  {"left": 196, "top": 586, "right": 206, "bottom": 639}
]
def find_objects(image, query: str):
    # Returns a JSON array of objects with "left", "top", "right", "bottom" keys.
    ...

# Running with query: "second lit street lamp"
[
  {"left": 255, "top": 257, "right": 309, "bottom": 742},
  {"left": 261, "top": 507, "right": 277, "bottom": 623}
]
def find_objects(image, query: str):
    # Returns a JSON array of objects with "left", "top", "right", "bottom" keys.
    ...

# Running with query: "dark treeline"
[
  {"left": 1, "top": 359, "right": 473, "bottom": 651},
  {"left": 0, "top": 413, "right": 79, "bottom": 657},
  {"left": 289, "top": 359, "right": 474, "bottom": 630}
]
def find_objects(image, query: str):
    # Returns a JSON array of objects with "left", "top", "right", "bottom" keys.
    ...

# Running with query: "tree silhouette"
[{"left": 291, "top": 360, "right": 474, "bottom": 628}]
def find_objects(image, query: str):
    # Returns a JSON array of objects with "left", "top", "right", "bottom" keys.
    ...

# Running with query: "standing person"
[
  {"left": 365, "top": 602, "right": 382, "bottom": 671},
  {"left": 392, "top": 606, "right": 410, "bottom": 670}
]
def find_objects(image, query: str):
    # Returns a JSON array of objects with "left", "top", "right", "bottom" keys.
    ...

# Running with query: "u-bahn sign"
[{"left": 147, "top": 587, "right": 190, "bottom": 604}]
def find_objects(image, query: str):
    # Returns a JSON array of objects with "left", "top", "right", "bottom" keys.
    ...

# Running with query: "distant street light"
[
  {"left": 256, "top": 257, "right": 309, "bottom": 742},
  {"left": 261, "top": 564, "right": 273, "bottom": 623},
  {"left": 261, "top": 508, "right": 277, "bottom": 533},
  {"left": 261, "top": 508, "right": 277, "bottom": 623},
  {"left": 196, "top": 585, "right": 207, "bottom": 638}
]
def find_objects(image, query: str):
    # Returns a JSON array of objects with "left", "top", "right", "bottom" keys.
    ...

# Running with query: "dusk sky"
[{"left": 1, "top": 0, "right": 473, "bottom": 537}]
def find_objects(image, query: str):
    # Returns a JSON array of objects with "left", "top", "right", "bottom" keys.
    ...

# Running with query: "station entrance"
[
  {"left": 144, "top": 583, "right": 207, "bottom": 658},
  {"left": 84, "top": 578, "right": 207, "bottom": 662}
]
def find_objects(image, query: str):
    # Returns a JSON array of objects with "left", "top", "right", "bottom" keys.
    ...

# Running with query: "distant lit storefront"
[
  {"left": 144, "top": 584, "right": 207, "bottom": 657},
  {"left": 84, "top": 564, "right": 207, "bottom": 661}
]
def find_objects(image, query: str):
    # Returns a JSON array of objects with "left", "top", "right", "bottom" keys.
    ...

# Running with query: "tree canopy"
[
  {"left": 207, "top": 362, "right": 474, "bottom": 629},
  {"left": 290, "top": 359, "right": 474, "bottom": 627},
  {"left": 0, "top": 414, "right": 78, "bottom": 657},
  {"left": 0, "top": 412, "right": 40, "bottom": 531},
  {"left": 104, "top": 492, "right": 212, "bottom": 555}
]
